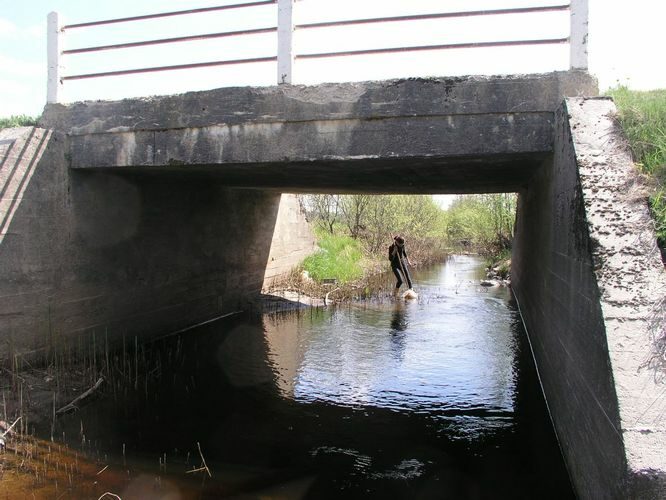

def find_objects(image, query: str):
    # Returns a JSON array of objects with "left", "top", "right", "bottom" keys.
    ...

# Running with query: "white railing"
[{"left": 47, "top": 0, "right": 588, "bottom": 104}]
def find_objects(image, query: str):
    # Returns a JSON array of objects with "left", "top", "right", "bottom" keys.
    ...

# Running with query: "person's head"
[{"left": 394, "top": 235, "right": 405, "bottom": 246}]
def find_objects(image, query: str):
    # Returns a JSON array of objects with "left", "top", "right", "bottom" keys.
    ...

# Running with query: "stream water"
[{"left": 16, "top": 255, "right": 574, "bottom": 499}]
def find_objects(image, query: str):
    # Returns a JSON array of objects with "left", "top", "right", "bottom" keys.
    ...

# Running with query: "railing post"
[
  {"left": 569, "top": 0, "right": 588, "bottom": 69},
  {"left": 277, "top": 0, "right": 294, "bottom": 84},
  {"left": 47, "top": 11, "right": 63, "bottom": 103}
]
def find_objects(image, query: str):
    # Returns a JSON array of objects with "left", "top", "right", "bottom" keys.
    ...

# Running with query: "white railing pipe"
[
  {"left": 47, "top": 11, "right": 63, "bottom": 103},
  {"left": 277, "top": 0, "right": 294, "bottom": 84},
  {"left": 569, "top": 0, "right": 588, "bottom": 69}
]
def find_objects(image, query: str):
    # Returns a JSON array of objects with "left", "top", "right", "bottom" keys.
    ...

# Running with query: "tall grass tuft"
[
  {"left": 0, "top": 115, "right": 40, "bottom": 128},
  {"left": 302, "top": 232, "right": 365, "bottom": 283},
  {"left": 607, "top": 87, "right": 666, "bottom": 245}
]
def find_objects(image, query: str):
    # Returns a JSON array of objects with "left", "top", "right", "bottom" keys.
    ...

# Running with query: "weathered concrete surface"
[
  {"left": 0, "top": 127, "right": 53, "bottom": 245},
  {"left": 263, "top": 194, "right": 316, "bottom": 288},
  {"left": 513, "top": 98, "right": 666, "bottom": 498},
  {"left": 40, "top": 71, "right": 597, "bottom": 194},
  {"left": 571, "top": 97, "right": 666, "bottom": 497},
  {"left": 0, "top": 126, "right": 315, "bottom": 355}
]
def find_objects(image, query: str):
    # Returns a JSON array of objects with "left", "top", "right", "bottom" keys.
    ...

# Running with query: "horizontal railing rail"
[
  {"left": 61, "top": 27, "right": 278, "bottom": 55},
  {"left": 296, "top": 38, "right": 570, "bottom": 61},
  {"left": 294, "top": 4, "right": 571, "bottom": 30},
  {"left": 47, "top": 0, "right": 588, "bottom": 103},
  {"left": 60, "top": 57, "right": 280, "bottom": 81},
  {"left": 61, "top": 1, "right": 278, "bottom": 29}
]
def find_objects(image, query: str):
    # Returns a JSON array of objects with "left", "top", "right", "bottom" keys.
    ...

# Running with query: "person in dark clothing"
[{"left": 388, "top": 235, "right": 414, "bottom": 293}]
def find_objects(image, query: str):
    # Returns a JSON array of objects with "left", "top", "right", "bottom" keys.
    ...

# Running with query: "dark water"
[{"left": 50, "top": 255, "right": 574, "bottom": 499}]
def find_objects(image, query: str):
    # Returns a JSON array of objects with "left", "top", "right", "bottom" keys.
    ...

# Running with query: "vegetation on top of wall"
[
  {"left": 607, "top": 87, "right": 666, "bottom": 248},
  {"left": 0, "top": 115, "right": 40, "bottom": 128}
]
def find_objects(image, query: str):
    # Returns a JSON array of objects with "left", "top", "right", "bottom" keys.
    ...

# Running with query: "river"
[{"left": 11, "top": 255, "right": 574, "bottom": 499}]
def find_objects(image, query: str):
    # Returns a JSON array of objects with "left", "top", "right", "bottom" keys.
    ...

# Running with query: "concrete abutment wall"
[
  {"left": 0, "top": 126, "right": 314, "bottom": 355},
  {"left": 513, "top": 97, "right": 666, "bottom": 497}
]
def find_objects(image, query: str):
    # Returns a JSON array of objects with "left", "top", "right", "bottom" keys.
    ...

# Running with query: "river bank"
[{"left": 264, "top": 251, "right": 512, "bottom": 309}]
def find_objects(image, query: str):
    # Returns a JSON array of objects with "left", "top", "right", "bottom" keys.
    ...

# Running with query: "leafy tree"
[
  {"left": 300, "top": 194, "right": 340, "bottom": 234},
  {"left": 443, "top": 193, "right": 516, "bottom": 255},
  {"left": 300, "top": 194, "right": 448, "bottom": 263},
  {"left": 338, "top": 194, "right": 371, "bottom": 238},
  {"left": 362, "top": 195, "right": 394, "bottom": 253}
]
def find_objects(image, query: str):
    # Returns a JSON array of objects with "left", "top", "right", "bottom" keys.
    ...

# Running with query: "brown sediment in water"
[
  {"left": 0, "top": 433, "right": 126, "bottom": 499},
  {"left": 1, "top": 431, "right": 292, "bottom": 499}
]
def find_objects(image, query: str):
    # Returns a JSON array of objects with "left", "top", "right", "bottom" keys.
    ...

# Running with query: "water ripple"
[{"left": 265, "top": 255, "right": 520, "bottom": 437}]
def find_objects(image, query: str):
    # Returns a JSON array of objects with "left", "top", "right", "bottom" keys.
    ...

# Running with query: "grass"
[
  {"left": 302, "top": 232, "right": 365, "bottom": 283},
  {"left": 0, "top": 115, "right": 40, "bottom": 128},
  {"left": 607, "top": 87, "right": 666, "bottom": 245}
]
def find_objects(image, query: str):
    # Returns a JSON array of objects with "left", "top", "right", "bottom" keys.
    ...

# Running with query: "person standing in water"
[{"left": 388, "top": 235, "right": 414, "bottom": 294}]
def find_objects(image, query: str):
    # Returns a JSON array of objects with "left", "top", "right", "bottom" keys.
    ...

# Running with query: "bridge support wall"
[
  {"left": 513, "top": 98, "right": 666, "bottom": 498},
  {"left": 0, "top": 127, "right": 314, "bottom": 356}
]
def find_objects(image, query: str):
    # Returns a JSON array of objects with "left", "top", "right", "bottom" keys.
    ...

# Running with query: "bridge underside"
[{"left": 89, "top": 153, "right": 547, "bottom": 194}]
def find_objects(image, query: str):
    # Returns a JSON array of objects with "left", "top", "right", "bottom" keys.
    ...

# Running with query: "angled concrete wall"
[
  {"left": 0, "top": 126, "right": 314, "bottom": 356},
  {"left": 263, "top": 194, "right": 316, "bottom": 289},
  {"left": 513, "top": 98, "right": 666, "bottom": 498}
]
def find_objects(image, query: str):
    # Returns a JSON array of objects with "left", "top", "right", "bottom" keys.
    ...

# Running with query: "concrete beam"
[
  {"left": 65, "top": 113, "right": 552, "bottom": 193},
  {"left": 41, "top": 72, "right": 597, "bottom": 193},
  {"left": 41, "top": 71, "right": 597, "bottom": 134}
]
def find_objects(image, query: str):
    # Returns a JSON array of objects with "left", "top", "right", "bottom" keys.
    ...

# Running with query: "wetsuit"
[{"left": 388, "top": 243, "right": 413, "bottom": 289}]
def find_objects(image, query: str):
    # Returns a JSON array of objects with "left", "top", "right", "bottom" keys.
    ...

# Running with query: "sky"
[{"left": 1, "top": 0, "right": 665, "bottom": 119}]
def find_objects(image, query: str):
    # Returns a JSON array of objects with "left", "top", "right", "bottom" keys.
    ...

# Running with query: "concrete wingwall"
[
  {"left": 513, "top": 98, "right": 666, "bottom": 498},
  {"left": 0, "top": 126, "right": 315, "bottom": 356},
  {"left": 263, "top": 194, "right": 317, "bottom": 289}
]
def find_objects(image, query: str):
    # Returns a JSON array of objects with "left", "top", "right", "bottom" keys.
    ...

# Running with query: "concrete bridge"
[{"left": 1, "top": 71, "right": 665, "bottom": 498}]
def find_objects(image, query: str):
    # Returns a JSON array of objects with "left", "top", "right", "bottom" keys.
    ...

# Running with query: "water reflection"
[
  {"left": 389, "top": 304, "right": 408, "bottom": 361},
  {"left": 264, "top": 255, "right": 518, "bottom": 438}
]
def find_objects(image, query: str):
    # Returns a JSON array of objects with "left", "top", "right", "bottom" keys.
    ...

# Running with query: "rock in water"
[{"left": 403, "top": 289, "right": 418, "bottom": 300}]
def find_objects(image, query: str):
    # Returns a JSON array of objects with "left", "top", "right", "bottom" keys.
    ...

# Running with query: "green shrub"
[
  {"left": 443, "top": 193, "right": 516, "bottom": 259},
  {"left": 303, "top": 232, "right": 365, "bottom": 283}
]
